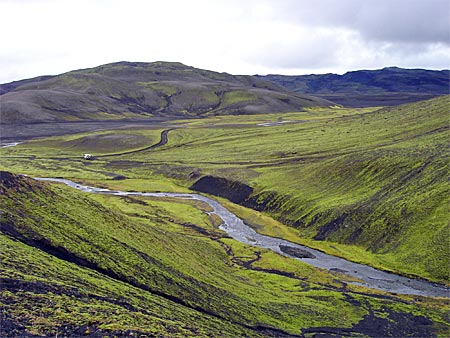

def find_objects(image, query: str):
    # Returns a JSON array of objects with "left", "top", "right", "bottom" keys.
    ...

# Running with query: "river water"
[
  {"left": 36, "top": 177, "right": 449, "bottom": 298},
  {"left": 0, "top": 142, "right": 21, "bottom": 148}
]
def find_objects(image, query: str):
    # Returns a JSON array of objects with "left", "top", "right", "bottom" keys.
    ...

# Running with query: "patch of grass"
[
  {"left": 137, "top": 81, "right": 178, "bottom": 96},
  {"left": 221, "top": 90, "right": 258, "bottom": 105}
]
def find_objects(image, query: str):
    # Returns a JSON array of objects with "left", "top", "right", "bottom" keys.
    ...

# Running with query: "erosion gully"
[{"left": 36, "top": 177, "right": 449, "bottom": 298}]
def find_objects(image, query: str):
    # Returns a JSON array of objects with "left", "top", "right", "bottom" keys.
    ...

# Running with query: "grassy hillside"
[
  {"left": 259, "top": 67, "right": 449, "bottom": 107},
  {"left": 151, "top": 96, "right": 449, "bottom": 282},
  {"left": 1, "top": 96, "right": 448, "bottom": 285},
  {"left": 1, "top": 172, "right": 449, "bottom": 337},
  {"left": 0, "top": 61, "right": 331, "bottom": 125}
]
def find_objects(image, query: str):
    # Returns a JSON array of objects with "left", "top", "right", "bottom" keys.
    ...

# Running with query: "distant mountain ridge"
[
  {"left": 258, "top": 67, "right": 450, "bottom": 107},
  {"left": 0, "top": 61, "right": 331, "bottom": 124}
]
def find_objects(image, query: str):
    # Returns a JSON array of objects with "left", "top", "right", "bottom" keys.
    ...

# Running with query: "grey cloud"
[
  {"left": 267, "top": 0, "right": 449, "bottom": 45},
  {"left": 353, "top": 0, "right": 449, "bottom": 44}
]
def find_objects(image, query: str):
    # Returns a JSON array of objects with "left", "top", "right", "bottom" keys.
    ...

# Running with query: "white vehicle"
[{"left": 83, "top": 153, "right": 93, "bottom": 160}]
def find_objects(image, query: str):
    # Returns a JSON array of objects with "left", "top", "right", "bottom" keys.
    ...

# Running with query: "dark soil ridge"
[
  {"left": 0, "top": 170, "right": 48, "bottom": 195},
  {"left": 190, "top": 175, "right": 254, "bottom": 204},
  {"left": 190, "top": 176, "right": 303, "bottom": 229}
]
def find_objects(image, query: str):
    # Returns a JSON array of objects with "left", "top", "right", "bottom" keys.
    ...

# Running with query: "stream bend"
[{"left": 36, "top": 177, "right": 449, "bottom": 298}]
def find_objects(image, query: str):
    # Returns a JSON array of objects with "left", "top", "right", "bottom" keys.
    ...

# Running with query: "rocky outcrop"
[{"left": 279, "top": 245, "right": 316, "bottom": 259}]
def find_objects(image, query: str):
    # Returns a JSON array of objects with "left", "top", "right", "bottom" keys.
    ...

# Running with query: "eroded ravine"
[{"left": 35, "top": 177, "right": 449, "bottom": 298}]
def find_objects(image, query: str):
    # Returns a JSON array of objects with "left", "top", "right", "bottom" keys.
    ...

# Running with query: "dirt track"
[{"left": 96, "top": 129, "right": 173, "bottom": 158}]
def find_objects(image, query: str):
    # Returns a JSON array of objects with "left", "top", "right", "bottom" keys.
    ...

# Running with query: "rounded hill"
[{"left": 0, "top": 61, "right": 333, "bottom": 124}]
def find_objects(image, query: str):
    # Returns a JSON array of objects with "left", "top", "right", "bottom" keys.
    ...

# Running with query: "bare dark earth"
[
  {"left": 190, "top": 175, "right": 254, "bottom": 204},
  {"left": 0, "top": 119, "right": 174, "bottom": 144},
  {"left": 301, "top": 309, "right": 435, "bottom": 337}
]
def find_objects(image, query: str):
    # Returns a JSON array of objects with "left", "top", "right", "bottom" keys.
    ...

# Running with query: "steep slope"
[
  {"left": 0, "top": 61, "right": 332, "bottom": 124},
  {"left": 1, "top": 172, "right": 448, "bottom": 337},
  {"left": 0, "top": 172, "right": 261, "bottom": 337},
  {"left": 259, "top": 67, "right": 450, "bottom": 107}
]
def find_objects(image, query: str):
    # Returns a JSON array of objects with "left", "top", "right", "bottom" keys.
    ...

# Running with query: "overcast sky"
[{"left": 1, "top": 0, "right": 449, "bottom": 83}]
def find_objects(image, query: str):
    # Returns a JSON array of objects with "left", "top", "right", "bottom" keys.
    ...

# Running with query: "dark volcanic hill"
[
  {"left": 0, "top": 61, "right": 332, "bottom": 124},
  {"left": 258, "top": 67, "right": 450, "bottom": 107}
]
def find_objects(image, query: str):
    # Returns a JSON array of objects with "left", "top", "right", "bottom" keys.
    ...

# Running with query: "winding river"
[{"left": 36, "top": 177, "right": 449, "bottom": 298}]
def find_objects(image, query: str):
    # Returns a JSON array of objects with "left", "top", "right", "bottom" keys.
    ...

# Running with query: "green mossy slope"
[
  {"left": 123, "top": 95, "right": 448, "bottom": 282},
  {"left": 245, "top": 97, "right": 450, "bottom": 282},
  {"left": 1, "top": 172, "right": 448, "bottom": 337}
]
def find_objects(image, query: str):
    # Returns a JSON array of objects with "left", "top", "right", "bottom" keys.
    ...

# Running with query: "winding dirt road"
[{"left": 96, "top": 128, "right": 173, "bottom": 158}]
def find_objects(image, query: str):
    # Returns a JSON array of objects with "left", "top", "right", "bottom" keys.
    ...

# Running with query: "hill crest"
[{"left": 0, "top": 61, "right": 332, "bottom": 124}]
